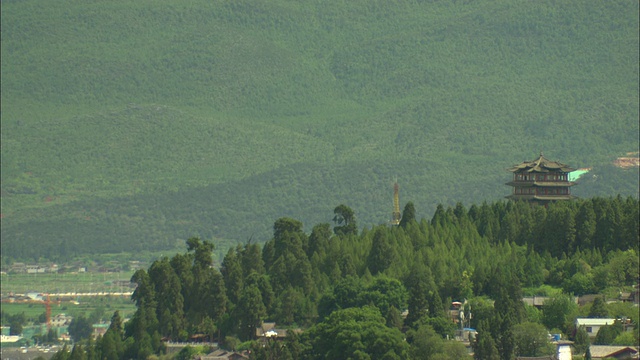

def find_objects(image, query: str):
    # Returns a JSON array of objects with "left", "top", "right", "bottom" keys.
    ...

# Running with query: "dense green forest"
[
  {"left": 1, "top": 0, "right": 638, "bottom": 261},
  {"left": 47, "top": 198, "right": 639, "bottom": 359}
]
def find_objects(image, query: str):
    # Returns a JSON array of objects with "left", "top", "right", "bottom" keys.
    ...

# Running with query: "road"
[
  {"left": 5, "top": 292, "right": 133, "bottom": 298},
  {"left": 0, "top": 347, "right": 57, "bottom": 360}
]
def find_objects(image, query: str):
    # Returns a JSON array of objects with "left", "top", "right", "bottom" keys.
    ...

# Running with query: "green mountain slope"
[{"left": 1, "top": 0, "right": 638, "bottom": 260}]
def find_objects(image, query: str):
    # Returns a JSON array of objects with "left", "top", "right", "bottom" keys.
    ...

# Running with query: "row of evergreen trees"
[{"left": 54, "top": 197, "right": 638, "bottom": 359}]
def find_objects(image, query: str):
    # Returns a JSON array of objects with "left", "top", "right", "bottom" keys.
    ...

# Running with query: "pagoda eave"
[
  {"left": 505, "top": 181, "right": 577, "bottom": 187},
  {"left": 505, "top": 194, "right": 577, "bottom": 201}
]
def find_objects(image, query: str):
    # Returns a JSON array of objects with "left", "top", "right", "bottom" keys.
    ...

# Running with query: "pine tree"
[
  {"left": 240, "top": 243, "right": 265, "bottom": 277},
  {"left": 293, "top": 257, "right": 315, "bottom": 295},
  {"left": 386, "top": 306, "right": 404, "bottom": 330},
  {"left": 101, "top": 311, "right": 124, "bottom": 360},
  {"left": 333, "top": 204, "right": 357, "bottom": 235},
  {"left": 588, "top": 296, "right": 608, "bottom": 318},
  {"left": 585, "top": 345, "right": 592, "bottom": 360},
  {"left": 170, "top": 252, "right": 195, "bottom": 316},
  {"left": 399, "top": 202, "right": 416, "bottom": 228},
  {"left": 307, "top": 223, "right": 332, "bottom": 258},
  {"left": 99, "top": 332, "right": 120, "bottom": 360},
  {"left": 236, "top": 284, "right": 266, "bottom": 341},
  {"left": 576, "top": 201, "right": 597, "bottom": 249},
  {"left": 474, "top": 320, "right": 499, "bottom": 360},
  {"left": 405, "top": 262, "right": 435, "bottom": 327},
  {"left": 593, "top": 199, "right": 616, "bottom": 252},
  {"left": 246, "top": 272, "right": 275, "bottom": 314},
  {"left": 496, "top": 313, "right": 516, "bottom": 360},
  {"left": 149, "top": 257, "right": 185, "bottom": 339},
  {"left": 431, "top": 204, "right": 447, "bottom": 227},
  {"left": 68, "top": 344, "right": 86, "bottom": 360},
  {"left": 50, "top": 344, "right": 71, "bottom": 360},
  {"left": 221, "top": 248, "right": 244, "bottom": 305},
  {"left": 368, "top": 227, "right": 394, "bottom": 275},
  {"left": 453, "top": 202, "right": 467, "bottom": 222},
  {"left": 207, "top": 269, "right": 228, "bottom": 324},
  {"left": 574, "top": 326, "right": 590, "bottom": 354},
  {"left": 620, "top": 197, "right": 639, "bottom": 251}
]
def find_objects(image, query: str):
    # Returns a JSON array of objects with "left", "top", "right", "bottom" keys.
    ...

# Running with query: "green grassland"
[{"left": 1, "top": 0, "right": 638, "bottom": 261}]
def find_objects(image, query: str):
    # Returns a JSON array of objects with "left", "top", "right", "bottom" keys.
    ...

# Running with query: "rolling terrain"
[{"left": 1, "top": 0, "right": 638, "bottom": 261}]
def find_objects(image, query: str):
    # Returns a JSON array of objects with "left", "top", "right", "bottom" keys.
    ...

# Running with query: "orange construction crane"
[{"left": 44, "top": 294, "right": 51, "bottom": 330}]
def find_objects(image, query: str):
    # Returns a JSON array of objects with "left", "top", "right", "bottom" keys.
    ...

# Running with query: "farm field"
[
  {"left": 1, "top": 272, "right": 138, "bottom": 327},
  {"left": 1, "top": 297, "right": 137, "bottom": 321},
  {"left": 0, "top": 271, "right": 135, "bottom": 295}
]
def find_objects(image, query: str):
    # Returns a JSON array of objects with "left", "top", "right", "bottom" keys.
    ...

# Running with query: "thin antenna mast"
[{"left": 391, "top": 179, "right": 401, "bottom": 225}]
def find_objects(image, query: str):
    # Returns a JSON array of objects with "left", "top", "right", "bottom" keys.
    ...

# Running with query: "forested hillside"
[{"left": 1, "top": 0, "right": 638, "bottom": 261}]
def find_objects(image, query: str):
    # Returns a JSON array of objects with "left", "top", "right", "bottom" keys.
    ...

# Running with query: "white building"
[
  {"left": 555, "top": 340, "right": 573, "bottom": 360},
  {"left": 574, "top": 318, "right": 617, "bottom": 339}
]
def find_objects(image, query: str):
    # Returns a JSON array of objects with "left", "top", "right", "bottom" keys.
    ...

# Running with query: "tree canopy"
[{"left": 46, "top": 197, "right": 640, "bottom": 359}]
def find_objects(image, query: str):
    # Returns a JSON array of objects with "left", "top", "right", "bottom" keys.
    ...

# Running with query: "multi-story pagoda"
[{"left": 506, "top": 152, "right": 577, "bottom": 204}]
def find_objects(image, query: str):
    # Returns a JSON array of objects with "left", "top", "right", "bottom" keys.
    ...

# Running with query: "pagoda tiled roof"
[{"left": 507, "top": 153, "right": 575, "bottom": 173}]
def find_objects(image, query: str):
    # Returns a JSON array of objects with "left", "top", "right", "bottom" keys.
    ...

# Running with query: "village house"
[
  {"left": 92, "top": 324, "right": 109, "bottom": 339},
  {"left": 522, "top": 296, "right": 580, "bottom": 309},
  {"left": 574, "top": 318, "right": 635, "bottom": 339},
  {"left": 513, "top": 340, "right": 573, "bottom": 360},
  {"left": 588, "top": 345, "right": 639, "bottom": 359},
  {"left": 575, "top": 318, "right": 616, "bottom": 339},
  {"left": 112, "top": 280, "right": 137, "bottom": 289},
  {"left": 255, "top": 322, "right": 302, "bottom": 341},
  {"left": 577, "top": 294, "right": 602, "bottom": 306},
  {"left": 50, "top": 314, "right": 73, "bottom": 327},
  {"left": 618, "top": 285, "right": 640, "bottom": 305},
  {"left": 522, "top": 296, "right": 550, "bottom": 308},
  {"left": 255, "top": 322, "right": 287, "bottom": 340},
  {"left": 26, "top": 265, "right": 47, "bottom": 274},
  {"left": 9, "top": 263, "right": 27, "bottom": 273},
  {"left": 554, "top": 340, "right": 574, "bottom": 360},
  {"left": 196, "top": 349, "right": 249, "bottom": 360}
]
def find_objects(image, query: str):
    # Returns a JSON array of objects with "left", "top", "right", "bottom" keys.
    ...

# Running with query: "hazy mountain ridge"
[{"left": 1, "top": 0, "right": 638, "bottom": 260}]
